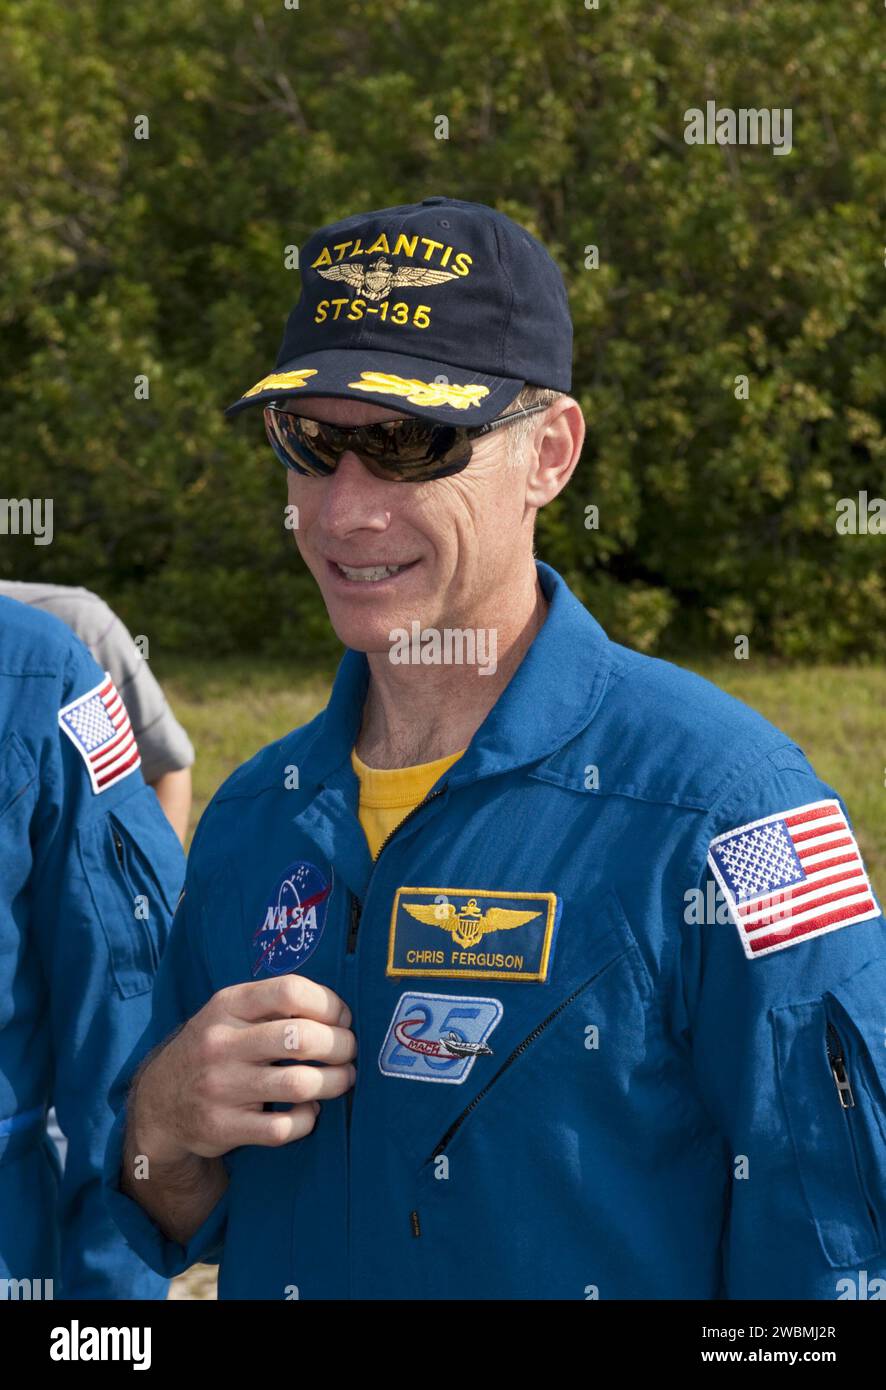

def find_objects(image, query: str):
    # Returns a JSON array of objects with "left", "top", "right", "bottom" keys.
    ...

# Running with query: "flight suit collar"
[
  {"left": 292, "top": 561, "right": 611, "bottom": 894},
  {"left": 445, "top": 560, "right": 611, "bottom": 788},
  {"left": 304, "top": 560, "right": 611, "bottom": 788}
]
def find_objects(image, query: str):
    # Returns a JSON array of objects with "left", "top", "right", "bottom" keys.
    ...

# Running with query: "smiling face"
[{"left": 279, "top": 395, "right": 540, "bottom": 654}]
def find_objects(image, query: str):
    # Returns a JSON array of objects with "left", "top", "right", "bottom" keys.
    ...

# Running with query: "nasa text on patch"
[
  {"left": 58, "top": 673, "right": 141, "bottom": 794},
  {"left": 252, "top": 860, "right": 333, "bottom": 976},
  {"left": 386, "top": 885, "right": 560, "bottom": 982},
  {"left": 708, "top": 798, "right": 879, "bottom": 960},
  {"left": 378, "top": 991, "right": 503, "bottom": 1084}
]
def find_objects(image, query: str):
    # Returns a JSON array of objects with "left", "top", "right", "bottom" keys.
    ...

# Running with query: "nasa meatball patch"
[
  {"left": 708, "top": 799, "right": 879, "bottom": 960},
  {"left": 251, "top": 860, "right": 332, "bottom": 976}
]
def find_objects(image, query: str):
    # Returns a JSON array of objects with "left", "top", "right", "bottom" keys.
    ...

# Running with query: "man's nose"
[{"left": 317, "top": 450, "right": 390, "bottom": 532}]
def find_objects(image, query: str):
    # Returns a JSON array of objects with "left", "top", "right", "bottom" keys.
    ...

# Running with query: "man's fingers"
[
  {"left": 215, "top": 1102, "right": 322, "bottom": 1150},
  {"left": 219, "top": 975, "right": 351, "bottom": 1028},
  {"left": 212, "top": 1061, "right": 356, "bottom": 1108},
  {"left": 231, "top": 1018, "right": 357, "bottom": 1065},
  {"left": 255, "top": 1062, "right": 356, "bottom": 1105}
]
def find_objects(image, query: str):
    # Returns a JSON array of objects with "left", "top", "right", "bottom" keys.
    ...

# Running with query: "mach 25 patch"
[{"left": 379, "top": 991, "right": 503, "bottom": 1084}]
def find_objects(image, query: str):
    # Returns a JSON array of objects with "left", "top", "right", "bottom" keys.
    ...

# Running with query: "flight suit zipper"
[
  {"left": 825, "top": 1020, "right": 879, "bottom": 1235},
  {"left": 347, "top": 893, "right": 361, "bottom": 954},
  {"left": 344, "top": 783, "right": 449, "bottom": 1280},
  {"left": 345, "top": 783, "right": 448, "bottom": 1124},
  {"left": 407, "top": 979, "right": 595, "bottom": 1240},
  {"left": 826, "top": 1021, "right": 854, "bottom": 1109},
  {"left": 110, "top": 818, "right": 159, "bottom": 971},
  {"left": 346, "top": 785, "right": 447, "bottom": 955},
  {"left": 426, "top": 978, "right": 593, "bottom": 1163}
]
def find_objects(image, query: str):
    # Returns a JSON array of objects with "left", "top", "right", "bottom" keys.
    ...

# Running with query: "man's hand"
[{"left": 121, "top": 976, "right": 356, "bottom": 1244}]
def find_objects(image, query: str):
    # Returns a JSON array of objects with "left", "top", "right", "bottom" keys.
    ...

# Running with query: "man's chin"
[
  {"left": 326, "top": 595, "right": 457, "bottom": 658},
  {"left": 329, "top": 622, "right": 400, "bottom": 656},
  {"left": 323, "top": 602, "right": 406, "bottom": 655}
]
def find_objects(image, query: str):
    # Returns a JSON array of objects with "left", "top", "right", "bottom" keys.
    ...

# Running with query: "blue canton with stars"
[
  {"left": 709, "top": 819, "right": 805, "bottom": 903},
  {"left": 60, "top": 691, "right": 117, "bottom": 752}
]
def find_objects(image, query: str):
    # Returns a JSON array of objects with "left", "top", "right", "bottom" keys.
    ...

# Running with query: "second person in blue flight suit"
[{"left": 0, "top": 597, "right": 185, "bottom": 1297}]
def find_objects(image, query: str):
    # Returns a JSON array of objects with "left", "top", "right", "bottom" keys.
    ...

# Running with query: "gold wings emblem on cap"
[
  {"left": 316, "top": 256, "right": 457, "bottom": 302},
  {"left": 403, "top": 897, "right": 542, "bottom": 950}
]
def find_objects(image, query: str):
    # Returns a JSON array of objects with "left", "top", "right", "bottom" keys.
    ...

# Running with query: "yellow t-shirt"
[{"left": 351, "top": 746, "right": 466, "bottom": 860}]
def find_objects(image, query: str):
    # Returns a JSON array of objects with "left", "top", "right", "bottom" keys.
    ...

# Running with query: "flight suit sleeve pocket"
[
  {"left": 77, "top": 792, "right": 177, "bottom": 999},
  {"left": 771, "top": 960, "right": 886, "bottom": 1268}
]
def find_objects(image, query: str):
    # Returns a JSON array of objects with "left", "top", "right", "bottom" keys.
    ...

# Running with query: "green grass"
[
  {"left": 686, "top": 660, "right": 885, "bottom": 889},
  {"left": 159, "top": 656, "right": 335, "bottom": 829},
  {"left": 155, "top": 654, "right": 885, "bottom": 894}
]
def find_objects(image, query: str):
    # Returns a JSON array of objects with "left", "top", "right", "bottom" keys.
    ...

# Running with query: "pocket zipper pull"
[
  {"left": 112, "top": 828, "right": 125, "bottom": 869},
  {"left": 826, "top": 1023, "right": 855, "bottom": 1109}
]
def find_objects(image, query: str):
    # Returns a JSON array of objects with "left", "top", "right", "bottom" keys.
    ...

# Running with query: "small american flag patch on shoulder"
[
  {"left": 708, "top": 798, "right": 879, "bottom": 960},
  {"left": 58, "top": 673, "right": 141, "bottom": 794}
]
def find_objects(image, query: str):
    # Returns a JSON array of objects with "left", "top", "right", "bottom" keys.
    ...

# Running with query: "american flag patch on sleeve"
[
  {"left": 708, "top": 799, "right": 879, "bottom": 960},
  {"left": 58, "top": 673, "right": 141, "bottom": 794}
]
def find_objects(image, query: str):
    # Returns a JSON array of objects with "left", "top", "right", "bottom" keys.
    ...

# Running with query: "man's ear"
[{"left": 525, "top": 398, "right": 585, "bottom": 509}]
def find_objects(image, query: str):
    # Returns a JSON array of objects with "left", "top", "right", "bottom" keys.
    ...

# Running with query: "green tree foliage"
[{"left": 1, "top": 0, "right": 883, "bottom": 657}]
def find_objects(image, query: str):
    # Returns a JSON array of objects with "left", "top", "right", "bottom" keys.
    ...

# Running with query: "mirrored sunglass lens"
[
  {"left": 365, "top": 421, "right": 463, "bottom": 468},
  {"left": 264, "top": 410, "right": 332, "bottom": 476},
  {"left": 264, "top": 410, "right": 471, "bottom": 480}
]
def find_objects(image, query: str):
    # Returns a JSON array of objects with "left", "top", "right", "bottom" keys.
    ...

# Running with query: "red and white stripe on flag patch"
[
  {"left": 58, "top": 673, "right": 141, "bottom": 794},
  {"left": 708, "top": 798, "right": 879, "bottom": 960}
]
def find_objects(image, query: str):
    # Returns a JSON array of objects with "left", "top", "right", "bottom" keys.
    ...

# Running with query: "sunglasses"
[{"left": 262, "top": 401, "right": 550, "bottom": 482}]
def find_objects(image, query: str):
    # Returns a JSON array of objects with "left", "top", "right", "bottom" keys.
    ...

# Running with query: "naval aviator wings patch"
[
  {"left": 387, "top": 885, "right": 561, "bottom": 982},
  {"left": 708, "top": 799, "right": 879, "bottom": 960}
]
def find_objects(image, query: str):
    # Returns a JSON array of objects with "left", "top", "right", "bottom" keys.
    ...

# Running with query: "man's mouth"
[{"left": 327, "top": 559, "right": 420, "bottom": 584}]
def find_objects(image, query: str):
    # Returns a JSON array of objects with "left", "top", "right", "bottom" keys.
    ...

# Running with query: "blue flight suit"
[
  {"left": 0, "top": 598, "right": 184, "bottom": 1297},
  {"left": 103, "top": 562, "right": 886, "bottom": 1299}
]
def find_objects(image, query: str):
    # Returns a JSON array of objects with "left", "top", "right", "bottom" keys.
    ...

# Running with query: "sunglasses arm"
[{"left": 471, "top": 402, "right": 551, "bottom": 439}]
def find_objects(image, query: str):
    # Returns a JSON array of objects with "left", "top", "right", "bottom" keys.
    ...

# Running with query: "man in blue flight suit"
[
  {"left": 105, "top": 198, "right": 886, "bottom": 1299},
  {"left": 0, "top": 597, "right": 185, "bottom": 1297}
]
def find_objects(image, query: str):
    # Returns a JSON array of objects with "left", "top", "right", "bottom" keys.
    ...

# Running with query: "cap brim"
[{"left": 223, "top": 347, "right": 524, "bottom": 427}]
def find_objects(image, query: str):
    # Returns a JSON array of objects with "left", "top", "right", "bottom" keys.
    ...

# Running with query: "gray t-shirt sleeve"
[
  {"left": 0, "top": 583, "right": 195, "bottom": 782},
  {"left": 87, "top": 612, "right": 195, "bottom": 783}
]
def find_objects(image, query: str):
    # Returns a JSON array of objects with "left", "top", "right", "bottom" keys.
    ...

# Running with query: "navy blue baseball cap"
[{"left": 224, "top": 196, "right": 573, "bottom": 427}]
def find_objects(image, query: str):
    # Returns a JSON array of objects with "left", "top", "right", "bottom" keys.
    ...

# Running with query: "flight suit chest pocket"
[
  {"left": 772, "top": 957, "right": 886, "bottom": 1268},
  {"left": 0, "top": 733, "right": 36, "bottom": 820},
  {"left": 0, "top": 733, "right": 37, "bottom": 891},
  {"left": 77, "top": 790, "right": 180, "bottom": 998},
  {"left": 405, "top": 890, "right": 654, "bottom": 1173}
]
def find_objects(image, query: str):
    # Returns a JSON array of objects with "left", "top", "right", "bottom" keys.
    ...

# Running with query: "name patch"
[
  {"left": 379, "top": 991, "right": 503, "bottom": 1084},
  {"left": 386, "top": 886, "right": 560, "bottom": 982}
]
